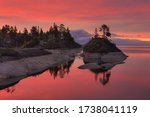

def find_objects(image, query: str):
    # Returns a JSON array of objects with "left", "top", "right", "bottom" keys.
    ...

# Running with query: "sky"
[{"left": 0, "top": 0, "right": 150, "bottom": 41}]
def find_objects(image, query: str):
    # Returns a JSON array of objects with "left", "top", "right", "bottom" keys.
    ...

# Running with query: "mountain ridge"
[{"left": 71, "top": 29, "right": 150, "bottom": 46}]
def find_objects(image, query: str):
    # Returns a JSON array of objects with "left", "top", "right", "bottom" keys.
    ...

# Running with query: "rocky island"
[
  {"left": 83, "top": 24, "right": 127, "bottom": 63},
  {"left": 79, "top": 24, "right": 127, "bottom": 78}
]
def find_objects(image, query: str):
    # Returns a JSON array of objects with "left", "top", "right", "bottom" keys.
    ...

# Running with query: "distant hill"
[
  {"left": 70, "top": 29, "right": 92, "bottom": 45},
  {"left": 71, "top": 29, "right": 150, "bottom": 46}
]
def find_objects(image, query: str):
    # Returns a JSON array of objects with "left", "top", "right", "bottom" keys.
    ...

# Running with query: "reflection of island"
[
  {"left": 0, "top": 59, "right": 74, "bottom": 93},
  {"left": 49, "top": 59, "right": 74, "bottom": 78},
  {"left": 90, "top": 68, "right": 112, "bottom": 85},
  {"left": 79, "top": 53, "right": 126, "bottom": 85}
]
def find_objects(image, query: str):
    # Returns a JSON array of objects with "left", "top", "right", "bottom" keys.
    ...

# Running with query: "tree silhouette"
[
  {"left": 0, "top": 23, "right": 80, "bottom": 48},
  {"left": 30, "top": 26, "right": 39, "bottom": 37},
  {"left": 23, "top": 28, "right": 28, "bottom": 35},
  {"left": 99, "top": 24, "right": 111, "bottom": 38},
  {"left": 94, "top": 28, "right": 99, "bottom": 38},
  {"left": 59, "top": 24, "right": 65, "bottom": 32},
  {"left": 53, "top": 23, "right": 59, "bottom": 38}
]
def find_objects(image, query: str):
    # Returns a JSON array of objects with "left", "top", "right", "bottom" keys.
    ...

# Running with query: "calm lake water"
[{"left": 0, "top": 46, "right": 150, "bottom": 100}]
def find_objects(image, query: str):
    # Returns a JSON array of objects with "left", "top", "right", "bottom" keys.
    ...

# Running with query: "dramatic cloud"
[{"left": 0, "top": 0, "right": 150, "bottom": 40}]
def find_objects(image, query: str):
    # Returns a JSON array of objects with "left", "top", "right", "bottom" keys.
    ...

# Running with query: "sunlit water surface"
[{"left": 0, "top": 46, "right": 150, "bottom": 100}]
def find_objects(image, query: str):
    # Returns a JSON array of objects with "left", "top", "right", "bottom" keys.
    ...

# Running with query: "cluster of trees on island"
[
  {"left": 94, "top": 24, "right": 111, "bottom": 39},
  {"left": 0, "top": 23, "right": 112, "bottom": 49},
  {"left": 0, "top": 23, "right": 77, "bottom": 48},
  {"left": 83, "top": 24, "right": 121, "bottom": 53}
]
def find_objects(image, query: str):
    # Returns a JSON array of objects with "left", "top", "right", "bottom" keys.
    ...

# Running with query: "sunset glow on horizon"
[{"left": 0, "top": 0, "right": 150, "bottom": 41}]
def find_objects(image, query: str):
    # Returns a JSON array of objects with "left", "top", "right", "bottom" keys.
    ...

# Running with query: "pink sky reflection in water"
[{"left": 0, "top": 47, "right": 150, "bottom": 100}]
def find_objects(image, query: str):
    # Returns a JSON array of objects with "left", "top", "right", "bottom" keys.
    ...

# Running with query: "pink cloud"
[{"left": 0, "top": 0, "right": 150, "bottom": 40}]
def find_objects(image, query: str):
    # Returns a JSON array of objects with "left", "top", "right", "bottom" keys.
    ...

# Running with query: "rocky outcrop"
[
  {"left": 40, "top": 37, "right": 81, "bottom": 49},
  {"left": 83, "top": 38, "right": 122, "bottom": 53},
  {"left": 83, "top": 37, "right": 127, "bottom": 63},
  {"left": 0, "top": 50, "right": 76, "bottom": 80},
  {"left": 0, "top": 48, "right": 51, "bottom": 62}
]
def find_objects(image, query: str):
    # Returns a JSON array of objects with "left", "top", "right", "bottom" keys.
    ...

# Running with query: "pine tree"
[{"left": 99, "top": 24, "right": 111, "bottom": 38}]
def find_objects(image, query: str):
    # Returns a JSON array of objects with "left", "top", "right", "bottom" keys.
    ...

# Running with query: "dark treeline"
[{"left": 0, "top": 23, "right": 76, "bottom": 48}]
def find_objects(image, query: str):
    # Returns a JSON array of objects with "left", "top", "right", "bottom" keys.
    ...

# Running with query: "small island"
[
  {"left": 83, "top": 24, "right": 127, "bottom": 63},
  {"left": 79, "top": 24, "right": 128, "bottom": 83}
]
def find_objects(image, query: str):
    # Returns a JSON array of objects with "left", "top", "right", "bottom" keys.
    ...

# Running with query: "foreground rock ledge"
[{"left": 0, "top": 49, "right": 80, "bottom": 81}]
